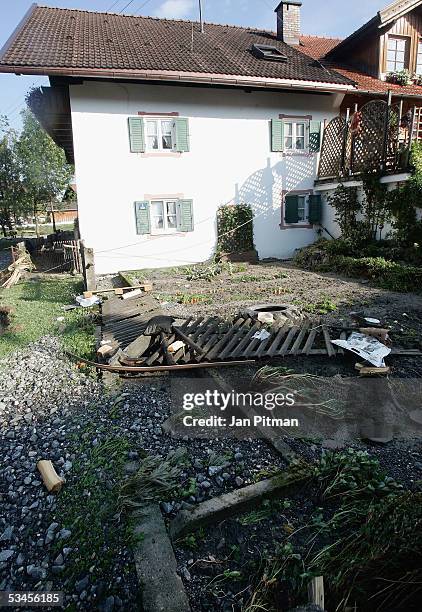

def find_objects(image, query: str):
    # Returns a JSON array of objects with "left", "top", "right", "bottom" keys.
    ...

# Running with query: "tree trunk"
[{"left": 34, "top": 202, "right": 39, "bottom": 238}]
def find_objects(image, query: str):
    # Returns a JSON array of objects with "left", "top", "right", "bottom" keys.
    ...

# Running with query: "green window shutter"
[
  {"left": 178, "top": 199, "right": 194, "bottom": 232},
  {"left": 308, "top": 194, "right": 322, "bottom": 224},
  {"left": 271, "top": 119, "right": 284, "bottom": 152},
  {"left": 134, "top": 201, "right": 150, "bottom": 234},
  {"left": 309, "top": 120, "right": 322, "bottom": 153},
  {"left": 128, "top": 117, "right": 145, "bottom": 153},
  {"left": 174, "top": 118, "right": 190, "bottom": 152},
  {"left": 284, "top": 195, "right": 299, "bottom": 224}
]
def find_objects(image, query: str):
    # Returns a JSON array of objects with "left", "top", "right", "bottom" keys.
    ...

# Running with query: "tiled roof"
[
  {"left": 298, "top": 35, "right": 422, "bottom": 98},
  {"left": 298, "top": 36, "right": 343, "bottom": 61},
  {"left": 0, "top": 5, "right": 353, "bottom": 88},
  {"left": 331, "top": 64, "right": 422, "bottom": 96}
]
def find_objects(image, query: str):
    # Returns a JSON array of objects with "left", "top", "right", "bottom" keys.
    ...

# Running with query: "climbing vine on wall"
[{"left": 217, "top": 203, "right": 254, "bottom": 253}]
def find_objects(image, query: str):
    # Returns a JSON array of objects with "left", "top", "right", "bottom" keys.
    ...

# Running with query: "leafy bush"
[
  {"left": 217, "top": 203, "right": 254, "bottom": 253},
  {"left": 295, "top": 240, "right": 422, "bottom": 292}
]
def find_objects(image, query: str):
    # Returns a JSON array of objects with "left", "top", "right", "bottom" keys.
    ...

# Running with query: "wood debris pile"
[{"left": 1, "top": 243, "right": 34, "bottom": 289}]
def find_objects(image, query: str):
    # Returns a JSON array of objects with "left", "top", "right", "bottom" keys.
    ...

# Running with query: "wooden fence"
[
  {"left": 29, "top": 237, "right": 84, "bottom": 274},
  {"left": 318, "top": 99, "right": 414, "bottom": 180}
]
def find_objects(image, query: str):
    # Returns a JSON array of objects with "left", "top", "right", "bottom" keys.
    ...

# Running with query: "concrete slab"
[
  {"left": 170, "top": 467, "right": 311, "bottom": 539},
  {"left": 132, "top": 503, "right": 191, "bottom": 612}
]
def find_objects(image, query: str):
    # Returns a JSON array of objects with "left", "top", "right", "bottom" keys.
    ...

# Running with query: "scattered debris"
[
  {"left": 331, "top": 332, "right": 391, "bottom": 367},
  {"left": 37, "top": 460, "right": 65, "bottom": 493},
  {"left": 1, "top": 243, "right": 33, "bottom": 288},
  {"left": 76, "top": 294, "right": 100, "bottom": 308},
  {"left": 252, "top": 329, "right": 271, "bottom": 341},
  {"left": 122, "top": 288, "right": 143, "bottom": 300},
  {"left": 355, "top": 362, "right": 391, "bottom": 376},
  {"left": 168, "top": 340, "right": 185, "bottom": 354}
]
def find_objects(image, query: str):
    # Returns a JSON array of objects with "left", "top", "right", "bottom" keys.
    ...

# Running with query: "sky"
[{"left": 0, "top": 0, "right": 386, "bottom": 130}]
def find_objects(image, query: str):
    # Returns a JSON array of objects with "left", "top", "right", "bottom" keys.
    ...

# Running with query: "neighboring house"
[
  {"left": 51, "top": 202, "right": 78, "bottom": 226},
  {"left": 0, "top": 2, "right": 422, "bottom": 273}
]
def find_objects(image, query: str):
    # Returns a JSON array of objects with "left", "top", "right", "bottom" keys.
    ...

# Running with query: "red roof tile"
[
  {"left": 0, "top": 5, "right": 353, "bottom": 88},
  {"left": 298, "top": 35, "right": 422, "bottom": 98},
  {"left": 298, "top": 36, "right": 343, "bottom": 60}
]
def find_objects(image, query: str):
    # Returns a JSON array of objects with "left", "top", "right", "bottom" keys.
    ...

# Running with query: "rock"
[
  {"left": 52, "top": 565, "right": 65, "bottom": 575},
  {"left": 54, "top": 554, "right": 64, "bottom": 565},
  {"left": 235, "top": 477, "right": 244, "bottom": 487},
  {"left": 234, "top": 453, "right": 243, "bottom": 461},
  {"left": 160, "top": 502, "right": 174, "bottom": 515},
  {"left": 57, "top": 528, "right": 72, "bottom": 541},
  {"left": 0, "top": 526, "right": 13, "bottom": 542},
  {"left": 200, "top": 480, "right": 211, "bottom": 489},
  {"left": 208, "top": 466, "right": 222, "bottom": 477},
  {"left": 27, "top": 565, "right": 47, "bottom": 580},
  {"left": 15, "top": 553, "right": 25, "bottom": 566},
  {"left": 102, "top": 596, "right": 115, "bottom": 612},
  {"left": 75, "top": 575, "right": 89, "bottom": 593},
  {"left": 0, "top": 550, "right": 14, "bottom": 562}
]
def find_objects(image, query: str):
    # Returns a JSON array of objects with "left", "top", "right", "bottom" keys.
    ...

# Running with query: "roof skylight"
[{"left": 252, "top": 44, "right": 288, "bottom": 62}]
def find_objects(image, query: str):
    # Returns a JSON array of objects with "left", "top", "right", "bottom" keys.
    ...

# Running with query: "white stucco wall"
[{"left": 70, "top": 82, "right": 342, "bottom": 274}]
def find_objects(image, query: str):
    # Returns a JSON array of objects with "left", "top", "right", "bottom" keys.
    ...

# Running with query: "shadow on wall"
[{"left": 226, "top": 155, "right": 318, "bottom": 258}]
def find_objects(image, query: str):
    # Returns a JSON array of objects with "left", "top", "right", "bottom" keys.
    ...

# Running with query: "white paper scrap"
[
  {"left": 331, "top": 332, "right": 391, "bottom": 368},
  {"left": 76, "top": 295, "right": 100, "bottom": 308},
  {"left": 252, "top": 329, "right": 271, "bottom": 341}
]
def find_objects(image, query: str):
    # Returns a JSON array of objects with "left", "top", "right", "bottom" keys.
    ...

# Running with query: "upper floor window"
[
  {"left": 386, "top": 35, "right": 409, "bottom": 72},
  {"left": 283, "top": 120, "right": 308, "bottom": 152},
  {"left": 417, "top": 40, "right": 422, "bottom": 75},
  {"left": 146, "top": 119, "right": 174, "bottom": 151}
]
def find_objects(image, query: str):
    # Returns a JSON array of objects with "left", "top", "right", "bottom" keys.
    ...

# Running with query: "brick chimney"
[{"left": 275, "top": 1, "right": 302, "bottom": 46}]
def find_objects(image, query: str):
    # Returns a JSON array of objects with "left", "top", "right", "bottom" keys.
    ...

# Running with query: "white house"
[{"left": 1, "top": 2, "right": 419, "bottom": 274}]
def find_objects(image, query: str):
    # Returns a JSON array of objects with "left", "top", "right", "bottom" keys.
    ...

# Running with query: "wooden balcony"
[{"left": 317, "top": 98, "right": 414, "bottom": 183}]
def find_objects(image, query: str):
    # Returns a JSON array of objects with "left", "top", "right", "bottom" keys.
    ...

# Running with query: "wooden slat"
[
  {"left": 303, "top": 326, "right": 318, "bottom": 355},
  {"left": 254, "top": 330, "right": 275, "bottom": 357},
  {"left": 267, "top": 323, "right": 290, "bottom": 357},
  {"left": 290, "top": 320, "right": 311, "bottom": 355},
  {"left": 206, "top": 318, "right": 245, "bottom": 360},
  {"left": 322, "top": 326, "right": 336, "bottom": 358},
  {"left": 230, "top": 321, "right": 261, "bottom": 358},
  {"left": 278, "top": 326, "right": 299, "bottom": 356},
  {"left": 219, "top": 319, "right": 251, "bottom": 359}
]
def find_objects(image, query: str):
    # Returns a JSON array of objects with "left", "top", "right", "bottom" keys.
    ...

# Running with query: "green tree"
[
  {"left": 0, "top": 116, "right": 28, "bottom": 236},
  {"left": 17, "top": 108, "right": 73, "bottom": 236}
]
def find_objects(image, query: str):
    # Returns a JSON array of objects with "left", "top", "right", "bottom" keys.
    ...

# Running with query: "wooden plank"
[
  {"left": 278, "top": 326, "right": 299, "bottom": 356},
  {"left": 254, "top": 328, "right": 277, "bottom": 358},
  {"left": 308, "top": 576, "right": 324, "bottom": 610},
  {"left": 266, "top": 323, "right": 290, "bottom": 357},
  {"left": 323, "top": 325, "right": 336, "bottom": 358},
  {"left": 303, "top": 327, "right": 318, "bottom": 355},
  {"left": 219, "top": 319, "right": 251, "bottom": 359},
  {"left": 230, "top": 321, "right": 261, "bottom": 358},
  {"left": 290, "top": 320, "right": 311, "bottom": 355},
  {"left": 206, "top": 318, "right": 245, "bottom": 360}
]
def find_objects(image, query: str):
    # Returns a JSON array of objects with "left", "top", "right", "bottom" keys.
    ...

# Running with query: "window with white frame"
[
  {"left": 417, "top": 39, "right": 422, "bottom": 74},
  {"left": 283, "top": 120, "right": 308, "bottom": 152},
  {"left": 146, "top": 119, "right": 174, "bottom": 151},
  {"left": 297, "top": 195, "right": 309, "bottom": 222},
  {"left": 386, "top": 36, "right": 409, "bottom": 72},
  {"left": 150, "top": 200, "right": 179, "bottom": 233}
]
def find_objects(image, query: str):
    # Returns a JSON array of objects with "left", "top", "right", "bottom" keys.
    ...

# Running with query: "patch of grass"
[
  {"left": 0, "top": 277, "right": 97, "bottom": 359},
  {"left": 178, "top": 528, "right": 206, "bottom": 551},
  {"left": 53, "top": 426, "right": 136, "bottom": 584},
  {"left": 176, "top": 293, "right": 211, "bottom": 305},
  {"left": 294, "top": 296, "right": 337, "bottom": 315}
]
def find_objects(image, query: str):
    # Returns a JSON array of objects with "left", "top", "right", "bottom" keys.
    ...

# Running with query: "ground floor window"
[{"left": 151, "top": 200, "right": 179, "bottom": 233}]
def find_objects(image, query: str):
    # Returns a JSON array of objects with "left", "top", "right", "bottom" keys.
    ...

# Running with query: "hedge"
[{"left": 295, "top": 242, "right": 422, "bottom": 293}]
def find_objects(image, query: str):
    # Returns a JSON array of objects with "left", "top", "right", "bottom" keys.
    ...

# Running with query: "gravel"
[{"left": 0, "top": 335, "right": 288, "bottom": 610}]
